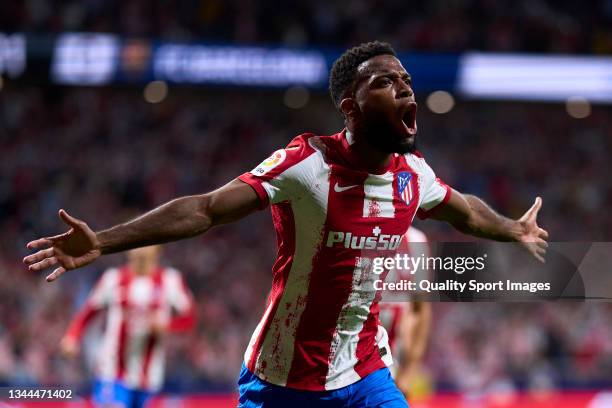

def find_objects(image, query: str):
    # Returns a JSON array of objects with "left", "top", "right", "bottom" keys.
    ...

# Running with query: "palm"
[
  {"left": 516, "top": 197, "right": 549, "bottom": 262},
  {"left": 23, "top": 210, "right": 101, "bottom": 281}
]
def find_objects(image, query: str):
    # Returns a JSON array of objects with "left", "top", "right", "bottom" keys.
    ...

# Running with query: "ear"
[{"left": 340, "top": 97, "right": 358, "bottom": 119}]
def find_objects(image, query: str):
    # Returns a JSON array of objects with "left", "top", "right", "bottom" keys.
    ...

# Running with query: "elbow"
[
  {"left": 193, "top": 194, "right": 214, "bottom": 234},
  {"left": 450, "top": 215, "right": 476, "bottom": 235}
]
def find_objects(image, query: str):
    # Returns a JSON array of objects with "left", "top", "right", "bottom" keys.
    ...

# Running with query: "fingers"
[
  {"left": 23, "top": 248, "right": 54, "bottom": 266},
  {"left": 26, "top": 229, "right": 73, "bottom": 251},
  {"left": 538, "top": 227, "right": 549, "bottom": 240},
  {"left": 523, "top": 239, "right": 547, "bottom": 263},
  {"left": 532, "top": 251, "right": 546, "bottom": 263},
  {"left": 533, "top": 240, "right": 547, "bottom": 263},
  {"left": 526, "top": 197, "right": 543, "bottom": 220},
  {"left": 46, "top": 267, "right": 67, "bottom": 282},
  {"left": 536, "top": 238, "right": 548, "bottom": 249},
  {"left": 59, "top": 209, "right": 83, "bottom": 228},
  {"left": 26, "top": 238, "right": 53, "bottom": 250},
  {"left": 28, "top": 256, "right": 58, "bottom": 272}
]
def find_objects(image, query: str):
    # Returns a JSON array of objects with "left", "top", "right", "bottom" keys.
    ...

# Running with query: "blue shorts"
[
  {"left": 93, "top": 379, "right": 152, "bottom": 408},
  {"left": 237, "top": 364, "right": 409, "bottom": 408}
]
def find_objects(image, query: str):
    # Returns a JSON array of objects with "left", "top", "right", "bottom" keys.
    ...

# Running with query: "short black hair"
[{"left": 329, "top": 41, "right": 397, "bottom": 109}]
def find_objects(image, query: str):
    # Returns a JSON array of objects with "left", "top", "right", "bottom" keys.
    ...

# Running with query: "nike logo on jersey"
[{"left": 334, "top": 182, "right": 359, "bottom": 193}]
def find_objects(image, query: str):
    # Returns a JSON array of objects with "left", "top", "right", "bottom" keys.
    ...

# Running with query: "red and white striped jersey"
[
  {"left": 64, "top": 266, "right": 196, "bottom": 391},
  {"left": 238, "top": 129, "right": 450, "bottom": 391},
  {"left": 378, "top": 227, "right": 430, "bottom": 355}
]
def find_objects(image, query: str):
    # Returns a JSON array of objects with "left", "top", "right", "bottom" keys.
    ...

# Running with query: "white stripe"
[
  {"left": 362, "top": 172, "right": 395, "bottom": 218},
  {"left": 96, "top": 270, "right": 120, "bottom": 380},
  {"left": 252, "top": 151, "right": 330, "bottom": 385},
  {"left": 147, "top": 344, "right": 165, "bottom": 391},
  {"left": 324, "top": 256, "right": 379, "bottom": 389},
  {"left": 98, "top": 306, "right": 122, "bottom": 380},
  {"left": 124, "top": 325, "right": 146, "bottom": 388}
]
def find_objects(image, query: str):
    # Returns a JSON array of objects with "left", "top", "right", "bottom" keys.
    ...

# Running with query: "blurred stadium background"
[{"left": 1, "top": 1, "right": 612, "bottom": 407}]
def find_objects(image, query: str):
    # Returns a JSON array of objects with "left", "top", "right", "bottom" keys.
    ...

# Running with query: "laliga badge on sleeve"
[{"left": 251, "top": 149, "right": 287, "bottom": 176}]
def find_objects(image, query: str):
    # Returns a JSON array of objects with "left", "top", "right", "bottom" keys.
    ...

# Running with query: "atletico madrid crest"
[{"left": 397, "top": 172, "right": 414, "bottom": 205}]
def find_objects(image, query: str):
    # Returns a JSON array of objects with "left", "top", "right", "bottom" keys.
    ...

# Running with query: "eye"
[{"left": 379, "top": 78, "right": 393, "bottom": 87}]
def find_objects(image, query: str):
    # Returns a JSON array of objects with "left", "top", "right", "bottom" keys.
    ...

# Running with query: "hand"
[
  {"left": 23, "top": 209, "right": 101, "bottom": 282},
  {"left": 60, "top": 336, "right": 80, "bottom": 359},
  {"left": 516, "top": 197, "right": 549, "bottom": 263}
]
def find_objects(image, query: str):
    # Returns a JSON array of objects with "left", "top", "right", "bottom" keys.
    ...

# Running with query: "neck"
[
  {"left": 346, "top": 125, "right": 393, "bottom": 174},
  {"left": 129, "top": 262, "right": 156, "bottom": 276}
]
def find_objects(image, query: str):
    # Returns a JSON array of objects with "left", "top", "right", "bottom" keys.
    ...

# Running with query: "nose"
[{"left": 396, "top": 81, "right": 413, "bottom": 99}]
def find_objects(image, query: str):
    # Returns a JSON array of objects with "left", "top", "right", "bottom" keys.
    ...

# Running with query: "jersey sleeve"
[
  {"left": 238, "top": 134, "right": 316, "bottom": 208},
  {"left": 63, "top": 268, "right": 117, "bottom": 341},
  {"left": 414, "top": 156, "right": 452, "bottom": 219},
  {"left": 164, "top": 269, "right": 196, "bottom": 332}
]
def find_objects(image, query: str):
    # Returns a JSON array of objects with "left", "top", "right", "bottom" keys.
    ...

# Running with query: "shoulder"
[
  {"left": 403, "top": 151, "right": 434, "bottom": 175},
  {"left": 162, "top": 267, "right": 181, "bottom": 281},
  {"left": 100, "top": 267, "right": 120, "bottom": 283},
  {"left": 91, "top": 267, "right": 121, "bottom": 294},
  {"left": 249, "top": 133, "right": 319, "bottom": 178}
]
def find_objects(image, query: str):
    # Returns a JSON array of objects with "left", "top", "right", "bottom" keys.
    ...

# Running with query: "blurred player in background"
[
  {"left": 378, "top": 227, "right": 432, "bottom": 401},
  {"left": 25, "top": 41, "right": 548, "bottom": 408},
  {"left": 60, "top": 245, "right": 196, "bottom": 408}
]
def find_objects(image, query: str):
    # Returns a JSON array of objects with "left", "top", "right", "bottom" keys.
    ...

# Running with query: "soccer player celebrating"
[
  {"left": 24, "top": 42, "right": 548, "bottom": 407},
  {"left": 60, "top": 245, "right": 195, "bottom": 408}
]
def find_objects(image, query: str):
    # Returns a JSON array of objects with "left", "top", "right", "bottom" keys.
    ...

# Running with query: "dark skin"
[{"left": 24, "top": 54, "right": 548, "bottom": 281}]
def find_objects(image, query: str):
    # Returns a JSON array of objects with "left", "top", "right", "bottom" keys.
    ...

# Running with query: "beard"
[{"left": 355, "top": 114, "right": 417, "bottom": 154}]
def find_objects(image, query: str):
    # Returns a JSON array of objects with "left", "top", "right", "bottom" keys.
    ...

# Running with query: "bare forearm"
[
  {"left": 97, "top": 195, "right": 211, "bottom": 254},
  {"left": 402, "top": 301, "right": 431, "bottom": 364},
  {"left": 458, "top": 195, "right": 522, "bottom": 241}
]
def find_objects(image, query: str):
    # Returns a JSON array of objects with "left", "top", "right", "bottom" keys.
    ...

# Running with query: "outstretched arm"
[
  {"left": 431, "top": 190, "right": 549, "bottom": 262},
  {"left": 23, "top": 179, "right": 260, "bottom": 281}
]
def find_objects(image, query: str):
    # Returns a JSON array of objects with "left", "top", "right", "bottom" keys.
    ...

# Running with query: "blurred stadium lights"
[
  {"left": 4, "top": 31, "right": 612, "bottom": 103},
  {"left": 143, "top": 80, "right": 169, "bottom": 104},
  {"left": 426, "top": 90, "right": 455, "bottom": 114},
  {"left": 51, "top": 33, "right": 120, "bottom": 85},
  {"left": 458, "top": 53, "right": 612, "bottom": 103},
  {"left": 566, "top": 96, "right": 592, "bottom": 119},
  {"left": 153, "top": 44, "right": 327, "bottom": 86},
  {"left": 0, "top": 33, "right": 26, "bottom": 78}
]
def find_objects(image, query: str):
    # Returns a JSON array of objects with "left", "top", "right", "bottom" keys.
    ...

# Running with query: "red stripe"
[
  {"left": 140, "top": 334, "right": 157, "bottom": 389},
  {"left": 353, "top": 156, "right": 421, "bottom": 378},
  {"left": 140, "top": 268, "right": 164, "bottom": 388},
  {"left": 238, "top": 174, "right": 270, "bottom": 209},
  {"left": 353, "top": 300, "right": 386, "bottom": 377},
  {"left": 116, "top": 266, "right": 133, "bottom": 380},
  {"left": 247, "top": 202, "right": 296, "bottom": 372},
  {"left": 285, "top": 166, "right": 369, "bottom": 389},
  {"left": 168, "top": 275, "right": 196, "bottom": 332}
]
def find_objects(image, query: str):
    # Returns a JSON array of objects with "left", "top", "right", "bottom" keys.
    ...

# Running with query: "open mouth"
[{"left": 401, "top": 103, "right": 418, "bottom": 136}]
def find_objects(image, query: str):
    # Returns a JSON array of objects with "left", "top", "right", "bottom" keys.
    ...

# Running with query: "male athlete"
[
  {"left": 24, "top": 42, "right": 548, "bottom": 407},
  {"left": 60, "top": 245, "right": 195, "bottom": 408}
]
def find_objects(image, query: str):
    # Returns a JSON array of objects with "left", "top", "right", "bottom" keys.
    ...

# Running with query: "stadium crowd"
[
  {"left": 1, "top": 0, "right": 612, "bottom": 54},
  {"left": 0, "top": 85, "right": 611, "bottom": 394}
]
